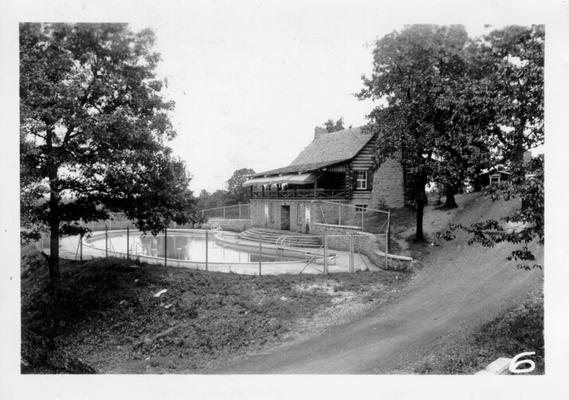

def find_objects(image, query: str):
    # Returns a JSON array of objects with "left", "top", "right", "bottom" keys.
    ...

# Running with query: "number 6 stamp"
[{"left": 509, "top": 352, "right": 536, "bottom": 374}]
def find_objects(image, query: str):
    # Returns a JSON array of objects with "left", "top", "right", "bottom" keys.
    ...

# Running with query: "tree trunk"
[
  {"left": 444, "top": 187, "right": 458, "bottom": 209},
  {"left": 48, "top": 218, "right": 60, "bottom": 283},
  {"left": 48, "top": 164, "right": 61, "bottom": 283},
  {"left": 415, "top": 198, "right": 425, "bottom": 242},
  {"left": 414, "top": 175, "right": 427, "bottom": 242},
  {"left": 512, "top": 126, "right": 529, "bottom": 210},
  {"left": 47, "top": 158, "right": 62, "bottom": 341},
  {"left": 511, "top": 125, "right": 527, "bottom": 180}
]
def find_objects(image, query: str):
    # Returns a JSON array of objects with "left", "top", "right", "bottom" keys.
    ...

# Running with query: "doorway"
[
  {"left": 280, "top": 205, "right": 290, "bottom": 231},
  {"left": 304, "top": 204, "right": 311, "bottom": 233}
]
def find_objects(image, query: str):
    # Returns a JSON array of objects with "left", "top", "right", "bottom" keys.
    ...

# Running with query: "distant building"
[
  {"left": 477, "top": 167, "right": 512, "bottom": 187},
  {"left": 476, "top": 151, "right": 533, "bottom": 188},
  {"left": 243, "top": 127, "right": 408, "bottom": 233}
]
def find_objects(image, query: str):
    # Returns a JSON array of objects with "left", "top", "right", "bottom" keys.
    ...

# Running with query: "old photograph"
[{"left": 3, "top": 0, "right": 569, "bottom": 399}]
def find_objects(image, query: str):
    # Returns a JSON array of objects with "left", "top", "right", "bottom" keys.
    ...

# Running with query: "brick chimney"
[{"left": 314, "top": 126, "right": 328, "bottom": 140}]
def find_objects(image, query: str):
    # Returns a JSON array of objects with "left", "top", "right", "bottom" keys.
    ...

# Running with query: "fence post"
[
  {"left": 164, "top": 228, "right": 168, "bottom": 267},
  {"left": 205, "top": 230, "right": 209, "bottom": 271},
  {"left": 105, "top": 225, "right": 108, "bottom": 258},
  {"left": 338, "top": 204, "right": 342, "bottom": 225},
  {"left": 385, "top": 212, "right": 390, "bottom": 270},
  {"left": 223, "top": 207, "right": 226, "bottom": 219},
  {"left": 361, "top": 209, "right": 364, "bottom": 231},
  {"left": 239, "top": 204, "right": 242, "bottom": 219},
  {"left": 126, "top": 226, "right": 130, "bottom": 260},
  {"left": 349, "top": 233, "right": 354, "bottom": 273},
  {"left": 323, "top": 234, "right": 328, "bottom": 275},
  {"left": 258, "top": 233, "right": 262, "bottom": 276},
  {"left": 80, "top": 233, "right": 83, "bottom": 263},
  {"left": 386, "top": 212, "right": 391, "bottom": 254}
]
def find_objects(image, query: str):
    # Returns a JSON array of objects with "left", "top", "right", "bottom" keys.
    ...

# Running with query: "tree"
[
  {"left": 195, "top": 189, "right": 212, "bottom": 210},
  {"left": 475, "top": 25, "right": 544, "bottom": 176},
  {"left": 20, "top": 23, "right": 194, "bottom": 283},
  {"left": 195, "top": 189, "right": 231, "bottom": 210},
  {"left": 323, "top": 118, "right": 345, "bottom": 133},
  {"left": 208, "top": 190, "right": 230, "bottom": 208},
  {"left": 226, "top": 168, "right": 255, "bottom": 204},
  {"left": 359, "top": 25, "right": 478, "bottom": 240},
  {"left": 437, "top": 26, "right": 544, "bottom": 268},
  {"left": 430, "top": 50, "right": 495, "bottom": 208}
]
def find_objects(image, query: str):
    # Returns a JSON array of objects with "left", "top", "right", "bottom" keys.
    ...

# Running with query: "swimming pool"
[
  {"left": 84, "top": 229, "right": 300, "bottom": 263},
  {"left": 58, "top": 229, "right": 355, "bottom": 275}
]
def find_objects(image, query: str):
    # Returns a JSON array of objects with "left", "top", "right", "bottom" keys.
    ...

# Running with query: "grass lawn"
[
  {"left": 21, "top": 250, "right": 410, "bottom": 374},
  {"left": 410, "top": 291, "right": 544, "bottom": 374}
]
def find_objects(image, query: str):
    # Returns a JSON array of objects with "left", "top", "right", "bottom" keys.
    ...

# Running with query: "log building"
[{"left": 243, "top": 126, "right": 408, "bottom": 233}]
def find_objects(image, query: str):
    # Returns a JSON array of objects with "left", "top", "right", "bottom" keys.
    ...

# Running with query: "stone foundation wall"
[
  {"left": 250, "top": 199, "right": 314, "bottom": 233},
  {"left": 250, "top": 199, "right": 352, "bottom": 234},
  {"left": 312, "top": 223, "right": 408, "bottom": 271},
  {"left": 311, "top": 201, "right": 352, "bottom": 226},
  {"left": 370, "top": 158, "right": 404, "bottom": 208},
  {"left": 209, "top": 218, "right": 251, "bottom": 232}
]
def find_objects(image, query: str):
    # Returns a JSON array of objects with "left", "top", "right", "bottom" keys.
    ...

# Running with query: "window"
[
  {"left": 355, "top": 204, "right": 367, "bottom": 212},
  {"left": 489, "top": 174, "right": 501, "bottom": 184},
  {"left": 356, "top": 171, "right": 368, "bottom": 190}
]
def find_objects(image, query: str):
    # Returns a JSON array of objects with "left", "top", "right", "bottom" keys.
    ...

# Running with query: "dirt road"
[{"left": 212, "top": 194, "right": 543, "bottom": 373}]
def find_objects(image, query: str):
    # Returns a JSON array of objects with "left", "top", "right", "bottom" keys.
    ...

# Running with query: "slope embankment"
[{"left": 212, "top": 193, "right": 543, "bottom": 373}]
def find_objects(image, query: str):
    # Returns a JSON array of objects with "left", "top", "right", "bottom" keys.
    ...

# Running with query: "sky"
[
  {"left": 126, "top": 2, "right": 506, "bottom": 194},
  {"left": 135, "top": 4, "right": 383, "bottom": 194}
]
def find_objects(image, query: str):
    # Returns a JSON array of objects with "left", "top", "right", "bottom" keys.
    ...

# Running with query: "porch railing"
[{"left": 251, "top": 188, "right": 349, "bottom": 200}]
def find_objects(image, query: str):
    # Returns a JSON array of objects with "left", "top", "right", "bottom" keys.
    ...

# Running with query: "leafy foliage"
[
  {"left": 20, "top": 23, "right": 194, "bottom": 271},
  {"left": 474, "top": 25, "right": 544, "bottom": 170},
  {"left": 359, "top": 25, "right": 477, "bottom": 239},
  {"left": 226, "top": 167, "right": 256, "bottom": 204},
  {"left": 195, "top": 168, "right": 255, "bottom": 211},
  {"left": 323, "top": 118, "right": 345, "bottom": 133},
  {"left": 359, "top": 24, "right": 543, "bottom": 252}
]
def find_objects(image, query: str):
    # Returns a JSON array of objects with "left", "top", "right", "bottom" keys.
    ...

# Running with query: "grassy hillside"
[
  {"left": 411, "top": 291, "right": 544, "bottom": 374},
  {"left": 21, "top": 251, "right": 410, "bottom": 373}
]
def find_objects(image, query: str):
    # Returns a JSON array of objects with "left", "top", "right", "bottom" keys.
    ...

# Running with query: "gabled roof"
[
  {"left": 479, "top": 166, "right": 511, "bottom": 176},
  {"left": 243, "top": 172, "right": 315, "bottom": 187},
  {"left": 253, "top": 127, "right": 374, "bottom": 177},
  {"left": 252, "top": 160, "right": 345, "bottom": 177}
]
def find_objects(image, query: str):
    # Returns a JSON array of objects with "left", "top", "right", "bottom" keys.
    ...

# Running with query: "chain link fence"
[
  {"left": 313, "top": 200, "right": 390, "bottom": 234},
  {"left": 47, "top": 227, "right": 392, "bottom": 275},
  {"left": 200, "top": 204, "right": 251, "bottom": 221}
]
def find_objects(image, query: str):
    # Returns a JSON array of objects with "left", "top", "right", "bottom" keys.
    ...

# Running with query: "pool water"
[{"left": 92, "top": 231, "right": 295, "bottom": 263}]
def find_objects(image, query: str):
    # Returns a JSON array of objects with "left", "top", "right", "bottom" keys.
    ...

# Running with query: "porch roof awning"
[{"left": 243, "top": 173, "right": 315, "bottom": 186}]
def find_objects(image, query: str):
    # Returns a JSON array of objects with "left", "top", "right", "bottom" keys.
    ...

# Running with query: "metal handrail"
[
  {"left": 199, "top": 203, "right": 250, "bottom": 213},
  {"left": 314, "top": 199, "right": 390, "bottom": 215},
  {"left": 251, "top": 188, "right": 348, "bottom": 199}
]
